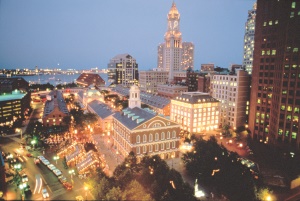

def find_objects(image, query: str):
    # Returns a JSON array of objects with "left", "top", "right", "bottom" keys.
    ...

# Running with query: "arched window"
[
  {"left": 161, "top": 132, "right": 165, "bottom": 140},
  {"left": 149, "top": 145, "right": 153, "bottom": 152},
  {"left": 167, "top": 131, "right": 170, "bottom": 139},
  {"left": 161, "top": 143, "right": 164, "bottom": 150},
  {"left": 155, "top": 133, "right": 159, "bottom": 141},
  {"left": 172, "top": 131, "right": 176, "bottom": 138},
  {"left": 136, "top": 135, "right": 140, "bottom": 143},
  {"left": 143, "top": 146, "right": 147, "bottom": 153},
  {"left": 137, "top": 146, "right": 140, "bottom": 154},
  {"left": 155, "top": 144, "right": 158, "bottom": 151},
  {"left": 149, "top": 134, "right": 153, "bottom": 142},
  {"left": 143, "top": 134, "right": 147, "bottom": 142},
  {"left": 172, "top": 141, "right": 175, "bottom": 148}
]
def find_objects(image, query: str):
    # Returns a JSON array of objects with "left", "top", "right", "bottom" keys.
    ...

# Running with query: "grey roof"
[
  {"left": 111, "top": 85, "right": 170, "bottom": 109},
  {"left": 113, "top": 107, "right": 156, "bottom": 130},
  {"left": 174, "top": 92, "right": 219, "bottom": 104},
  {"left": 88, "top": 100, "right": 114, "bottom": 119},
  {"left": 43, "top": 90, "right": 68, "bottom": 117}
]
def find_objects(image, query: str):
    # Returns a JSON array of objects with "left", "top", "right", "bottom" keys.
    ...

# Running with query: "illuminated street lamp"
[
  {"left": 14, "top": 163, "right": 22, "bottom": 171},
  {"left": 53, "top": 155, "right": 59, "bottom": 165},
  {"left": 84, "top": 186, "right": 88, "bottom": 201},
  {"left": 31, "top": 139, "right": 37, "bottom": 149},
  {"left": 19, "top": 182, "right": 27, "bottom": 200},
  {"left": 16, "top": 128, "right": 23, "bottom": 140}
]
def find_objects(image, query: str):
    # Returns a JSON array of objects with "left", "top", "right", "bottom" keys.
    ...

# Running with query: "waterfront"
[{"left": 11, "top": 73, "right": 108, "bottom": 86}]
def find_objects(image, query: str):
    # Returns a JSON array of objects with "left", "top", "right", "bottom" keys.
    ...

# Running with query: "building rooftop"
[
  {"left": 76, "top": 73, "right": 105, "bottom": 87},
  {"left": 113, "top": 107, "right": 156, "bottom": 130},
  {"left": 43, "top": 90, "right": 68, "bottom": 117},
  {"left": 0, "top": 90, "right": 27, "bottom": 102},
  {"left": 174, "top": 92, "right": 219, "bottom": 104},
  {"left": 88, "top": 100, "right": 114, "bottom": 119},
  {"left": 111, "top": 85, "right": 170, "bottom": 109}
]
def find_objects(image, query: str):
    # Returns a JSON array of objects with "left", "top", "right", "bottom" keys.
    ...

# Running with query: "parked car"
[
  {"left": 42, "top": 188, "right": 49, "bottom": 198},
  {"left": 63, "top": 182, "right": 73, "bottom": 190}
]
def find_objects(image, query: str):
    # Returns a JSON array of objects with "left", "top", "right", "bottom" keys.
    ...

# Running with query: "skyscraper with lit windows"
[
  {"left": 249, "top": 0, "right": 300, "bottom": 148},
  {"left": 157, "top": 2, "right": 194, "bottom": 82},
  {"left": 243, "top": 2, "right": 256, "bottom": 75}
]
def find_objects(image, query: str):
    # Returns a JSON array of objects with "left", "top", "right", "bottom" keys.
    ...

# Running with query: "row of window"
[
  {"left": 136, "top": 141, "right": 176, "bottom": 154},
  {"left": 136, "top": 131, "right": 176, "bottom": 143}
]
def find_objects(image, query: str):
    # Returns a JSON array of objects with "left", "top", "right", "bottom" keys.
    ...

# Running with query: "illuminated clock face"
[{"left": 174, "top": 21, "right": 178, "bottom": 29}]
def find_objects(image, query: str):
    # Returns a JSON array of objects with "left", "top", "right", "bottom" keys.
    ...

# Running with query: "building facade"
[
  {"left": 88, "top": 100, "right": 114, "bottom": 133},
  {"left": 171, "top": 92, "right": 220, "bottom": 133},
  {"left": 139, "top": 70, "right": 168, "bottom": 94},
  {"left": 42, "top": 90, "right": 69, "bottom": 127},
  {"left": 157, "top": 84, "right": 188, "bottom": 99},
  {"left": 157, "top": 2, "right": 194, "bottom": 82},
  {"left": 112, "top": 88, "right": 181, "bottom": 161},
  {"left": 0, "top": 90, "right": 31, "bottom": 125},
  {"left": 0, "top": 77, "right": 29, "bottom": 94},
  {"left": 186, "top": 69, "right": 200, "bottom": 92},
  {"left": 249, "top": 0, "right": 300, "bottom": 147},
  {"left": 198, "top": 74, "right": 211, "bottom": 93},
  {"left": 243, "top": 3, "right": 257, "bottom": 75},
  {"left": 211, "top": 70, "right": 250, "bottom": 129},
  {"left": 200, "top": 64, "right": 215, "bottom": 73},
  {"left": 107, "top": 54, "right": 139, "bottom": 87}
]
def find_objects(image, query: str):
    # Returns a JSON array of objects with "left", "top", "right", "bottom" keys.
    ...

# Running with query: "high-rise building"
[
  {"left": 181, "top": 42, "right": 194, "bottom": 70},
  {"left": 139, "top": 70, "right": 168, "bottom": 94},
  {"left": 107, "top": 54, "right": 138, "bottom": 86},
  {"left": 249, "top": 0, "right": 300, "bottom": 148},
  {"left": 243, "top": 3, "right": 257, "bottom": 75},
  {"left": 157, "top": 2, "right": 194, "bottom": 82},
  {"left": 211, "top": 69, "right": 250, "bottom": 129}
]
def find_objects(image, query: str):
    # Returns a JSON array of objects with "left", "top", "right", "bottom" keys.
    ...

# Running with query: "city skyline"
[{"left": 0, "top": 0, "right": 256, "bottom": 70}]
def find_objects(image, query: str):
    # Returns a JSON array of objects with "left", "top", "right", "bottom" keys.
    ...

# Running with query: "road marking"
[{"left": 34, "top": 174, "right": 43, "bottom": 194}]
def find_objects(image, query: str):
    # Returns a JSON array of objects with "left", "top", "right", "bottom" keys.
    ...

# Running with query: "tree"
[
  {"left": 105, "top": 187, "right": 122, "bottom": 201},
  {"left": 62, "top": 116, "right": 71, "bottom": 126},
  {"left": 122, "top": 180, "right": 154, "bottom": 201},
  {"left": 256, "top": 188, "right": 274, "bottom": 201},
  {"left": 82, "top": 112, "right": 98, "bottom": 127}
]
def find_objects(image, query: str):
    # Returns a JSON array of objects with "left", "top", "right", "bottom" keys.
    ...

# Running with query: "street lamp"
[
  {"left": 116, "top": 151, "right": 119, "bottom": 164},
  {"left": 84, "top": 186, "right": 88, "bottom": 201},
  {"left": 16, "top": 128, "right": 22, "bottom": 140},
  {"left": 31, "top": 139, "right": 37, "bottom": 149},
  {"left": 19, "top": 182, "right": 26, "bottom": 200},
  {"left": 53, "top": 155, "right": 59, "bottom": 165},
  {"left": 14, "top": 163, "right": 22, "bottom": 171}
]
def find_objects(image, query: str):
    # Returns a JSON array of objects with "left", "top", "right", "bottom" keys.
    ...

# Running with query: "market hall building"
[{"left": 112, "top": 85, "right": 181, "bottom": 161}]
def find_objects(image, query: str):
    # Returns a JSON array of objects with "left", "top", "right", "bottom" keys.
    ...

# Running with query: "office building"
[
  {"left": 243, "top": 3, "right": 257, "bottom": 75},
  {"left": 249, "top": 0, "right": 300, "bottom": 147},
  {"left": 171, "top": 92, "right": 220, "bottom": 133},
  {"left": 0, "top": 90, "right": 31, "bottom": 125},
  {"left": 157, "top": 2, "right": 194, "bottom": 82},
  {"left": 107, "top": 54, "right": 138, "bottom": 87},
  {"left": 139, "top": 70, "right": 168, "bottom": 94},
  {"left": 211, "top": 70, "right": 250, "bottom": 129}
]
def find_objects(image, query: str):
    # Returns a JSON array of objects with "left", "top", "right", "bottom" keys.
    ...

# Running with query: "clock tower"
[{"left": 164, "top": 2, "right": 182, "bottom": 83}]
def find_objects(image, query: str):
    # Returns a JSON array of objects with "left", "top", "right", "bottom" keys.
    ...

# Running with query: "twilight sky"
[{"left": 0, "top": 0, "right": 256, "bottom": 71}]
